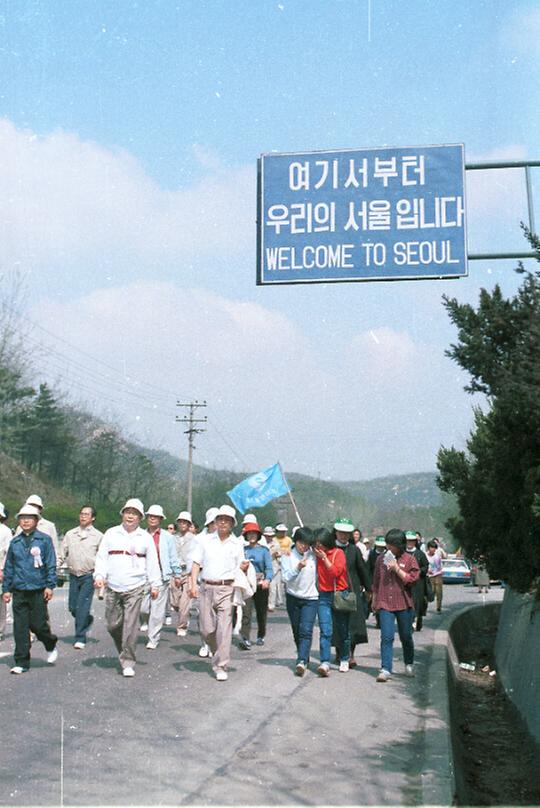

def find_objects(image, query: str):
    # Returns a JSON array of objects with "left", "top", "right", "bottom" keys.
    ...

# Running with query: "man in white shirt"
[
  {"left": 94, "top": 498, "right": 161, "bottom": 677},
  {"left": 140, "top": 504, "right": 182, "bottom": 649},
  {"left": 0, "top": 502, "right": 13, "bottom": 641},
  {"left": 61, "top": 505, "right": 103, "bottom": 649},
  {"left": 190, "top": 504, "right": 248, "bottom": 681}
]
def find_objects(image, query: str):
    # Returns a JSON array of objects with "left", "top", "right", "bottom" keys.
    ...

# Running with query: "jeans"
[
  {"left": 286, "top": 593, "right": 318, "bottom": 664},
  {"left": 379, "top": 607, "right": 414, "bottom": 673},
  {"left": 68, "top": 572, "right": 95, "bottom": 642},
  {"left": 318, "top": 590, "right": 351, "bottom": 664}
]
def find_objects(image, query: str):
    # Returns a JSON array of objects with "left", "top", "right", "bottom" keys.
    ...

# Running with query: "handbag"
[{"left": 333, "top": 558, "right": 357, "bottom": 612}]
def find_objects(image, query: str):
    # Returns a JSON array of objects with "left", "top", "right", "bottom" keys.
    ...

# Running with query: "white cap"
[
  {"left": 176, "top": 510, "right": 192, "bottom": 523},
  {"left": 263, "top": 526, "right": 275, "bottom": 537},
  {"left": 216, "top": 504, "right": 237, "bottom": 526},
  {"left": 0, "top": 502, "right": 6, "bottom": 519},
  {"left": 120, "top": 498, "right": 145, "bottom": 518},
  {"left": 17, "top": 504, "right": 41, "bottom": 519},
  {"left": 275, "top": 523, "right": 288, "bottom": 532},
  {"left": 146, "top": 504, "right": 165, "bottom": 519},
  {"left": 26, "top": 494, "right": 43, "bottom": 509},
  {"left": 242, "top": 513, "right": 257, "bottom": 525},
  {"left": 363, "top": 536, "right": 370, "bottom": 544},
  {"left": 204, "top": 507, "right": 219, "bottom": 526}
]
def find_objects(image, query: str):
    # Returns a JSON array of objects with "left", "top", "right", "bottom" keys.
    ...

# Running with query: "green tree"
[
  {"left": 18, "top": 383, "right": 75, "bottom": 483},
  {"left": 437, "top": 229, "right": 540, "bottom": 595}
]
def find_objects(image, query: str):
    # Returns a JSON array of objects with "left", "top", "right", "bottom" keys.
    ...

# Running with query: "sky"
[{"left": 0, "top": 0, "right": 539, "bottom": 480}]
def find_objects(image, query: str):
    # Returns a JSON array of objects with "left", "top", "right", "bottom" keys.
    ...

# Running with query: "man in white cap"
[
  {"left": 190, "top": 505, "right": 249, "bottom": 681},
  {"left": 2, "top": 504, "right": 58, "bottom": 673},
  {"left": 17, "top": 495, "right": 60, "bottom": 560},
  {"left": 0, "top": 503, "right": 13, "bottom": 641},
  {"left": 169, "top": 510, "right": 197, "bottom": 637},
  {"left": 140, "top": 505, "right": 182, "bottom": 650},
  {"left": 94, "top": 498, "right": 161, "bottom": 677},
  {"left": 61, "top": 505, "right": 103, "bottom": 649}
]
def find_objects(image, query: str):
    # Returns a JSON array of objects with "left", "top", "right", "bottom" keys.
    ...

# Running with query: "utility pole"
[{"left": 176, "top": 400, "right": 207, "bottom": 514}]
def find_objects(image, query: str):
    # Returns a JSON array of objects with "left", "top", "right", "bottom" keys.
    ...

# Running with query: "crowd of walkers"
[{"left": 0, "top": 495, "right": 448, "bottom": 682}]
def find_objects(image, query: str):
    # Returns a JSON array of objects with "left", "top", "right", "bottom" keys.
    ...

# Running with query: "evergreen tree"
[{"left": 437, "top": 230, "right": 540, "bottom": 595}]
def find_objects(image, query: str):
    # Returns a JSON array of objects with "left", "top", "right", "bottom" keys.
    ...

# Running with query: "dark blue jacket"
[
  {"left": 2, "top": 529, "right": 57, "bottom": 592},
  {"left": 245, "top": 543, "right": 273, "bottom": 581}
]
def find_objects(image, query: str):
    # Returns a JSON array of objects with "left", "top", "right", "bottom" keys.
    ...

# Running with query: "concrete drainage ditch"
[{"left": 446, "top": 603, "right": 540, "bottom": 805}]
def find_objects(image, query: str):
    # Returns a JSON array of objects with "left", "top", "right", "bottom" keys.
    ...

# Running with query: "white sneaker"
[
  {"left": 73, "top": 642, "right": 86, "bottom": 650},
  {"left": 176, "top": 627, "right": 188, "bottom": 637},
  {"left": 339, "top": 660, "right": 350, "bottom": 673},
  {"left": 140, "top": 623, "right": 148, "bottom": 632},
  {"left": 146, "top": 640, "right": 158, "bottom": 650},
  {"left": 405, "top": 664, "right": 415, "bottom": 677},
  {"left": 317, "top": 662, "right": 330, "bottom": 677},
  {"left": 164, "top": 616, "right": 172, "bottom": 626},
  {"left": 47, "top": 647, "right": 58, "bottom": 665},
  {"left": 123, "top": 666, "right": 135, "bottom": 677},
  {"left": 198, "top": 644, "right": 210, "bottom": 657},
  {"left": 376, "top": 669, "right": 392, "bottom": 682},
  {"left": 215, "top": 669, "right": 228, "bottom": 681},
  {"left": 10, "top": 666, "right": 29, "bottom": 674}
]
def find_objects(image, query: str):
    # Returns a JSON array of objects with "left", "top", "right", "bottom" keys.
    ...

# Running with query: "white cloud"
[
  {"left": 30, "top": 284, "right": 474, "bottom": 479},
  {"left": 0, "top": 119, "right": 254, "bottom": 274}
]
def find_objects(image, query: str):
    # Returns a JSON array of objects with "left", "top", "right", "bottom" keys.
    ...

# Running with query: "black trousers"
[
  {"left": 12, "top": 589, "right": 57, "bottom": 668},
  {"left": 240, "top": 587, "right": 269, "bottom": 640}
]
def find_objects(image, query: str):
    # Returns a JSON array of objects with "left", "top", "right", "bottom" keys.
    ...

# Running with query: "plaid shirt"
[{"left": 372, "top": 551, "right": 419, "bottom": 612}]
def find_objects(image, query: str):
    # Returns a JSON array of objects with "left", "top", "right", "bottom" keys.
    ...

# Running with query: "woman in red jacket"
[{"left": 313, "top": 527, "right": 351, "bottom": 676}]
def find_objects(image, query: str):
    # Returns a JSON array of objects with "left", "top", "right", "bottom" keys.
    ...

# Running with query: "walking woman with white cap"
[
  {"left": 94, "top": 498, "right": 161, "bottom": 677},
  {"left": 2, "top": 504, "right": 58, "bottom": 674}
]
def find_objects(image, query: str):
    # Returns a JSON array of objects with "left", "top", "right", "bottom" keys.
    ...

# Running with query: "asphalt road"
[{"left": 0, "top": 583, "right": 504, "bottom": 806}]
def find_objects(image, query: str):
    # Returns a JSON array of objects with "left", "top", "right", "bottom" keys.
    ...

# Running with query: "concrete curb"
[{"left": 420, "top": 603, "right": 486, "bottom": 807}]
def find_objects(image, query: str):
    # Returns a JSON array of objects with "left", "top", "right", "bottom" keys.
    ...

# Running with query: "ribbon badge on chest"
[{"left": 30, "top": 546, "right": 43, "bottom": 568}]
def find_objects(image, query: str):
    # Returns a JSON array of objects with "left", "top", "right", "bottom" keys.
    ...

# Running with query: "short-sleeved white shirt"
[{"left": 192, "top": 532, "right": 245, "bottom": 581}]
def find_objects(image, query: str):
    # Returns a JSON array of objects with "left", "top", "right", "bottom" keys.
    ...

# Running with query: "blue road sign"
[{"left": 257, "top": 144, "right": 467, "bottom": 285}]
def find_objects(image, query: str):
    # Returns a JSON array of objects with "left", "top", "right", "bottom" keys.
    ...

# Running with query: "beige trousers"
[
  {"left": 169, "top": 574, "right": 192, "bottom": 628},
  {"left": 105, "top": 584, "right": 145, "bottom": 669},
  {"left": 199, "top": 583, "right": 234, "bottom": 671}
]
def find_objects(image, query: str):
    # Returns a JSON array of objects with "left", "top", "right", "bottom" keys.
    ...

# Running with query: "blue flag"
[{"left": 227, "top": 463, "right": 290, "bottom": 513}]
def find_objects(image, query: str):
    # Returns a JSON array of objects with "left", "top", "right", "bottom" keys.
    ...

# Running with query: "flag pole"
[{"left": 278, "top": 461, "right": 304, "bottom": 527}]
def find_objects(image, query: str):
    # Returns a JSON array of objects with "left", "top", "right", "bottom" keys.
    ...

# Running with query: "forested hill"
[{"left": 338, "top": 472, "right": 442, "bottom": 508}]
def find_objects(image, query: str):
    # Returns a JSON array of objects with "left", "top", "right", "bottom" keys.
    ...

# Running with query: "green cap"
[{"left": 405, "top": 530, "right": 417, "bottom": 541}]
